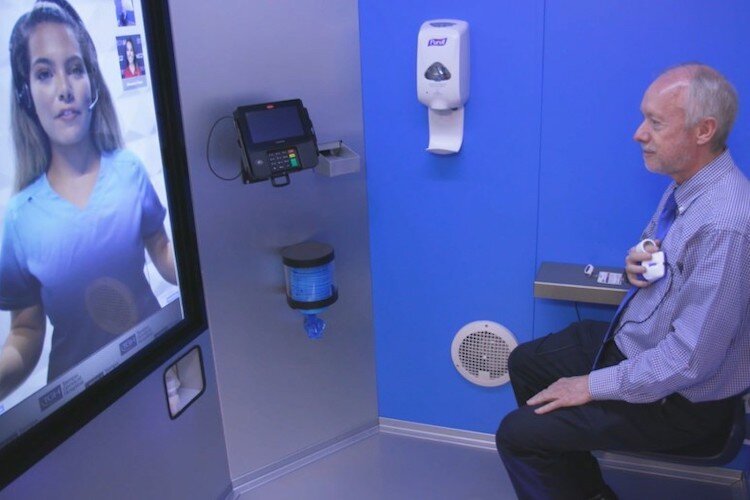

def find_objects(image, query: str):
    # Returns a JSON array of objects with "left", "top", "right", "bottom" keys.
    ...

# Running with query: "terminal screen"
[{"left": 245, "top": 106, "right": 305, "bottom": 143}]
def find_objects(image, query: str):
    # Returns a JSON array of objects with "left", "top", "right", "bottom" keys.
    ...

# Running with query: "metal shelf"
[{"left": 534, "top": 261, "right": 628, "bottom": 306}]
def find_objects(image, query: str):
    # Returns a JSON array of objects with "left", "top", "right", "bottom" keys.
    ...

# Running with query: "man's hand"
[
  {"left": 625, "top": 240, "right": 660, "bottom": 288},
  {"left": 526, "top": 375, "right": 592, "bottom": 414}
]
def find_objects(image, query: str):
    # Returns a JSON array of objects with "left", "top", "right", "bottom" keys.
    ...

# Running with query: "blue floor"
[{"left": 237, "top": 432, "right": 747, "bottom": 499}]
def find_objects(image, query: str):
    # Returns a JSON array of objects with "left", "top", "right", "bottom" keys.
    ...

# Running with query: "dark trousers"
[{"left": 495, "top": 320, "right": 736, "bottom": 500}]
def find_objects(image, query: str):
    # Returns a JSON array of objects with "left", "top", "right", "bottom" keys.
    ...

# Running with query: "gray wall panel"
[
  {"left": 168, "top": 0, "right": 377, "bottom": 481},
  {"left": 1, "top": 334, "right": 231, "bottom": 500}
]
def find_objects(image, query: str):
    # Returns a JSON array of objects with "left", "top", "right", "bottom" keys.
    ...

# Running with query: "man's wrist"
[{"left": 588, "top": 366, "right": 621, "bottom": 400}]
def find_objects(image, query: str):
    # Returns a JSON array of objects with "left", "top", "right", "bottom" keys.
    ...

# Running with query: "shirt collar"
[{"left": 670, "top": 149, "right": 735, "bottom": 215}]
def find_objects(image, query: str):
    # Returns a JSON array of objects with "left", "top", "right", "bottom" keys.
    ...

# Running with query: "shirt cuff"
[{"left": 588, "top": 365, "right": 622, "bottom": 400}]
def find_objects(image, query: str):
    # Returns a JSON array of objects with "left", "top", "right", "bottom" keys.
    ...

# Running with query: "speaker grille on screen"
[
  {"left": 85, "top": 277, "right": 138, "bottom": 334},
  {"left": 451, "top": 320, "right": 518, "bottom": 387}
]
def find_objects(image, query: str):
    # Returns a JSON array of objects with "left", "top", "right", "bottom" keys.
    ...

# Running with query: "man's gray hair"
[{"left": 673, "top": 64, "right": 739, "bottom": 151}]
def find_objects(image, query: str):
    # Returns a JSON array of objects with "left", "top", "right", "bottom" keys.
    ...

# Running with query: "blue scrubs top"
[{"left": 0, "top": 149, "right": 166, "bottom": 381}]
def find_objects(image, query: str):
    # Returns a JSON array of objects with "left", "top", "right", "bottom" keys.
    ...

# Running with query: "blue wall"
[
  {"left": 361, "top": 1, "right": 545, "bottom": 432},
  {"left": 361, "top": 0, "right": 750, "bottom": 434}
]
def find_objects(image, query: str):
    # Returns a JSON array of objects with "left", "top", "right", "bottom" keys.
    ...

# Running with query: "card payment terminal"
[{"left": 234, "top": 99, "right": 318, "bottom": 186}]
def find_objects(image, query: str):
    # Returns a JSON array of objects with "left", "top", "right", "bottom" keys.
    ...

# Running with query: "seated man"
[{"left": 496, "top": 63, "right": 750, "bottom": 500}]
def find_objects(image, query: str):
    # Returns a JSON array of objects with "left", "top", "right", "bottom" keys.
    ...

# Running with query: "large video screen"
[{"left": 0, "top": 0, "right": 204, "bottom": 486}]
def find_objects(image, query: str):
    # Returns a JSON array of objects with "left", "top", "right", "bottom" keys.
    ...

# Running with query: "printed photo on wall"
[
  {"left": 115, "top": 0, "right": 136, "bottom": 27},
  {"left": 118, "top": 35, "right": 147, "bottom": 90}
]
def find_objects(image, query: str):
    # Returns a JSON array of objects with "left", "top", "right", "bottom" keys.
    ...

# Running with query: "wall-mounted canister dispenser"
[
  {"left": 417, "top": 19, "right": 470, "bottom": 155},
  {"left": 282, "top": 242, "right": 338, "bottom": 339}
]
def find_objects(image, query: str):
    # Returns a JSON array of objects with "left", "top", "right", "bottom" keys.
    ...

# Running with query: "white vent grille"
[{"left": 451, "top": 321, "right": 518, "bottom": 387}]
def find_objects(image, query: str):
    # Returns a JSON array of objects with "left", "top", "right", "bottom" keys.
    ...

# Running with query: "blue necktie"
[{"left": 591, "top": 190, "right": 678, "bottom": 369}]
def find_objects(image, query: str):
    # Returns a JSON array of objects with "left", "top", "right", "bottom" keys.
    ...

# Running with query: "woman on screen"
[
  {"left": 0, "top": 0, "right": 176, "bottom": 399},
  {"left": 122, "top": 37, "right": 141, "bottom": 78}
]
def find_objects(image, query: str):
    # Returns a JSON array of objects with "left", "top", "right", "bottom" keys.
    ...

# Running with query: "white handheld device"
[{"left": 636, "top": 238, "right": 665, "bottom": 282}]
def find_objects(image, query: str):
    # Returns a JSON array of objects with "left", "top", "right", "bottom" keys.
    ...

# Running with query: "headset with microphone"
[
  {"left": 15, "top": 80, "right": 99, "bottom": 114},
  {"left": 88, "top": 86, "right": 99, "bottom": 110},
  {"left": 14, "top": 81, "right": 33, "bottom": 112}
]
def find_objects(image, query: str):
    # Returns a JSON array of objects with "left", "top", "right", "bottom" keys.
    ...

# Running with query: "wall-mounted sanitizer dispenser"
[{"left": 417, "top": 19, "right": 470, "bottom": 154}]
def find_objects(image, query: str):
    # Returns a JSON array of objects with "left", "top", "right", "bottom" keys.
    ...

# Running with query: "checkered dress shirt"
[{"left": 589, "top": 150, "right": 750, "bottom": 403}]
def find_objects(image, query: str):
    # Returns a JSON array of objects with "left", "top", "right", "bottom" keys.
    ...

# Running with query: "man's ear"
[{"left": 695, "top": 117, "right": 718, "bottom": 146}]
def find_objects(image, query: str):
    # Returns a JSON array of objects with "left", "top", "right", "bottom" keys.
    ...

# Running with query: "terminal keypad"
[{"left": 268, "top": 148, "right": 300, "bottom": 173}]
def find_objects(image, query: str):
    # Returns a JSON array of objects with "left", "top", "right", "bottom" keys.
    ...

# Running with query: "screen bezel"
[
  {"left": 234, "top": 99, "right": 314, "bottom": 151},
  {"left": 0, "top": 0, "right": 206, "bottom": 488}
]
